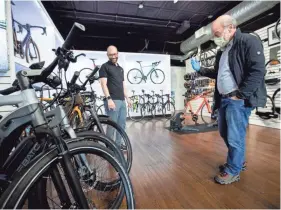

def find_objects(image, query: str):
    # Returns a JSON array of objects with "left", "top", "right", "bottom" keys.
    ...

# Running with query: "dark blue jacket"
[{"left": 199, "top": 28, "right": 267, "bottom": 108}]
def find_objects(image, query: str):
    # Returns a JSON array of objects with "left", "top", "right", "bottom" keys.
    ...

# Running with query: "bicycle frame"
[
  {"left": 138, "top": 62, "right": 157, "bottom": 78},
  {"left": 183, "top": 94, "right": 212, "bottom": 117}
]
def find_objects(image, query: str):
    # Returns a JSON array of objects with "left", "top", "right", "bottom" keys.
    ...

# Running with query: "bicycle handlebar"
[
  {"left": 63, "top": 22, "right": 85, "bottom": 50},
  {"left": 81, "top": 66, "right": 100, "bottom": 89},
  {"left": 41, "top": 22, "right": 85, "bottom": 79},
  {"left": 70, "top": 71, "right": 80, "bottom": 86}
]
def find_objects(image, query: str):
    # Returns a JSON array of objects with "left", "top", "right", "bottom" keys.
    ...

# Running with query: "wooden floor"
[{"left": 126, "top": 119, "right": 280, "bottom": 209}]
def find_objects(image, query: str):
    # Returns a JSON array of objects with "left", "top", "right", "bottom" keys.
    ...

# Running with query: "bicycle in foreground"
[{"left": 0, "top": 22, "right": 135, "bottom": 209}]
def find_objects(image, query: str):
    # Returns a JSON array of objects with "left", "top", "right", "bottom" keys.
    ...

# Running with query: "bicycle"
[
  {"left": 127, "top": 90, "right": 146, "bottom": 122},
  {"left": 150, "top": 90, "right": 175, "bottom": 119},
  {"left": 63, "top": 68, "right": 133, "bottom": 172},
  {"left": 177, "top": 90, "right": 217, "bottom": 127},
  {"left": 12, "top": 3, "right": 46, "bottom": 63},
  {"left": 127, "top": 61, "right": 165, "bottom": 84},
  {"left": 0, "top": 22, "right": 135, "bottom": 209}
]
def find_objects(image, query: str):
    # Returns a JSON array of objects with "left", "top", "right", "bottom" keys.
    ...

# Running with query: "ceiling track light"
[
  {"left": 139, "top": 3, "right": 143, "bottom": 9},
  {"left": 174, "top": 0, "right": 178, "bottom": 3}
]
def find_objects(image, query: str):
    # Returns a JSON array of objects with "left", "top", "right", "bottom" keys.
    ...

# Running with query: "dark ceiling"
[{"left": 42, "top": 1, "right": 280, "bottom": 56}]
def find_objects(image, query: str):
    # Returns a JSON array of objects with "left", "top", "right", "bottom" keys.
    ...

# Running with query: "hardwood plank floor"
[{"left": 126, "top": 119, "right": 280, "bottom": 209}]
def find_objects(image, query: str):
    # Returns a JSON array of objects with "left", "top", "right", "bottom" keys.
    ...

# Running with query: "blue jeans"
[
  {"left": 218, "top": 98, "right": 253, "bottom": 176},
  {"left": 104, "top": 100, "right": 127, "bottom": 146}
]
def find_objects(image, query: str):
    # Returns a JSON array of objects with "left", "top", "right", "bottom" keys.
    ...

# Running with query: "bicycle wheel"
[
  {"left": 25, "top": 38, "right": 40, "bottom": 63},
  {"left": 87, "top": 117, "right": 133, "bottom": 173},
  {"left": 162, "top": 102, "right": 176, "bottom": 119},
  {"left": 128, "top": 103, "right": 145, "bottom": 122},
  {"left": 97, "top": 104, "right": 105, "bottom": 115},
  {"left": 201, "top": 103, "right": 217, "bottom": 124},
  {"left": 150, "top": 69, "right": 165, "bottom": 84},
  {"left": 78, "top": 68, "right": 94, "bottom": 85},
  {"left": 272, "top": 88, "right": 280, "bottom": 114},
  {"left": 0, "top": 140, "right": 135, "bottom": 209},
  {"left": 127, "top": 68, "right": 143, "bottom": 84},
  {"left": 275, "top": 18, "right": 280, "bottom": 40}
]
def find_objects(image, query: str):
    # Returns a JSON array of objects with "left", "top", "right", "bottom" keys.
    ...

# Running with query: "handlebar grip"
[
  {"left": 0, "top": 86, "right": 19, "bottom": 95},
  {"left": 70, "top": 71, "right": 80, "bottom": 85},
  {"left": 88, "top": 66, "right": 100, "bottom": 79},
  {"left": 62, "top": 22, "right": 85, "bottom": 50}
]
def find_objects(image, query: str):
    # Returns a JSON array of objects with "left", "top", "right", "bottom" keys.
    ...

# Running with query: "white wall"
[
  {"left": 185, "top": 22, "right": 281, "bottom": 129},
  {"left": 171, "top": 66, "right": 186, "bottom": 110}
]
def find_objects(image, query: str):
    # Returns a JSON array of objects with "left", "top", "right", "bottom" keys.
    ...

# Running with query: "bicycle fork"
[{"left": 51, "top": 126, "right": 90, "bottom": 209}]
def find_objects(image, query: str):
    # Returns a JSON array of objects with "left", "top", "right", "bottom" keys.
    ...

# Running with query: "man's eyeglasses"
[{"left": 108, "top": 53, "right": 118, "bottom": 57}]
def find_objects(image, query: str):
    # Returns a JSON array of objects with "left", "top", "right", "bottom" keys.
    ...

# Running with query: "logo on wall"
[{"left": 127, "top": 60, "right": 165, "bottom": 84}]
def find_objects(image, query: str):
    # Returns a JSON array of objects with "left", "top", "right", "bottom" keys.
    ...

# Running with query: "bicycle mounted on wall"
[{"left": 127, "top": 61, "right": 165, "bottom": 84}]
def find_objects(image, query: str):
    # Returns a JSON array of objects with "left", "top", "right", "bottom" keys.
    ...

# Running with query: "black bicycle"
[{"left": 127, "top": 61, "right": 165, "bottom": 84}]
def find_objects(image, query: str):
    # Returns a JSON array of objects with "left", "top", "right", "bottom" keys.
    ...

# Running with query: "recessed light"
[
  {"left": 208, "top": 15, "right": 213, "bottom": 19},
  {"left": 174, "top": 0, "right": 178, "bottom": 3},
  {"left": 139, "top": 3, "right": 143, "bottom": 9},
  {"left": 268, "top": 13, "right": 274, "bottom": 16}
]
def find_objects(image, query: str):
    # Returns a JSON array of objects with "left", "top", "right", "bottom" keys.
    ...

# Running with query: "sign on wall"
[{"left": 0, "top": 0, "right": 8, "bottom": 73}]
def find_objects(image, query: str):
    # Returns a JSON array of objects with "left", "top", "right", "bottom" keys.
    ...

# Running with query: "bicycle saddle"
[
  {"left": 136, "top": 61, "right": 142, "bottom": 63},
  {"left": 90, "top": 58, "right": 97, "bottom": 61},
  {"left": 29, "top": 61, "right": 45, "bottom": 70}
]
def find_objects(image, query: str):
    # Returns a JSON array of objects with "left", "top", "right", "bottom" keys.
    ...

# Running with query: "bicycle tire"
[
  {"left": 201, "top": 103, "right": 217, "bottom": 124},
  {"left": 150, "top": 69, "right": 165, "bottom": 84},
  {"left": 0, "top": 140, "right": 135, "bottom": 209},
  {"left": 87, "top": 117, "right": 133, "bottom": 173},
  {"left": 275, "top": 18, "right": 280, "bottom": 40},
  {"left": 272, "top": 88, "right": 280, "bottom": 114},
  {"left": 25, "top": 38, "right": 40, "bottom": 63},
  {"left": 74, "top": 130, "right": 127, "bottom": 172},
  {"left": 162, "top": 102, "right": 176, "bottom": 119},
  {"left": 96, "top": 104, "right": 104, "bottom": 115},
  {"left": 127, "top": 68, "right": 143, "bottom": 84},
  {"left": 78, "top": 68, "right": 94, "bottom": 85}
]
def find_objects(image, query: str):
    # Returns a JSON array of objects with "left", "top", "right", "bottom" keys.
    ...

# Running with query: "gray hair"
[{"left": 223, "top": 15, "right": 237, "bottom": 28}]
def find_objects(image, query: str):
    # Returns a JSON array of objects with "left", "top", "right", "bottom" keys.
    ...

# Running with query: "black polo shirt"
[{"left": 99, "top": 61, "right": 125, "bottom": 100}]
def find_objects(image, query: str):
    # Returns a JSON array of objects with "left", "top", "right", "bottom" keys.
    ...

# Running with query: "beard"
[{"left": 110, "top": 57, "right": 118, "bottom": 63}]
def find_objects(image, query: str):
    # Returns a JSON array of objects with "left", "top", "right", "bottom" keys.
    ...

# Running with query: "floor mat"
[{"left": 165, "top": 123, "right": 218, "bottom": 134}]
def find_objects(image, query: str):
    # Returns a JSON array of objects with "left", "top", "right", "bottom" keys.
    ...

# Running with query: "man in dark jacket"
[{"left": 191, "top": 15, "right": 266, "bottom": 184}]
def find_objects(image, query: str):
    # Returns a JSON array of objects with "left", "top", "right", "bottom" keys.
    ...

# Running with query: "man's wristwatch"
[{"left": 106, "top": 96, "right": 112, "bottom": 100}]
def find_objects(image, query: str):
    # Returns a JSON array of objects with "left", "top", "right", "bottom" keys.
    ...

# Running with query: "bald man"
[
  {"left": 99, "top": 45, "right": 131, "bottom": 149},
  {"left": 191, "top": 15, "right": 266, "bottom": 184}
]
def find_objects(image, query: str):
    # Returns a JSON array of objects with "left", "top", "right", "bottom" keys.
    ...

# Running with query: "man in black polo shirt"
[{"left": 99, "top": 45, "right": 131, "bottom": 148}]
